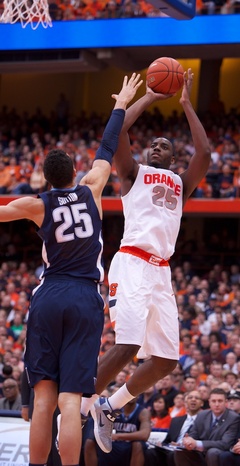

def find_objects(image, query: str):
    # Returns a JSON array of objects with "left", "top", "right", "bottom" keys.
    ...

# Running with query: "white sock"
[
  {"left": 81, "top": 393, "right": 99, "bottom": 416},
  {"left": 56, "top": 414, "right": 61, "bottom": 441},
  {"left": 108, "top": 384, "right": 134, "bottom": 411}
]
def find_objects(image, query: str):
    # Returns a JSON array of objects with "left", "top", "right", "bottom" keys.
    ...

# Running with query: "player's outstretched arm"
[
  {"left": 179, "top": 69, "right": 211, "bottom": 204},
  {"left": 0, "top": 196, "right": 44, "bottom": 226},
  {"left": 81, "top": 74, "right": 142, "bottom": 194},
  {"left": 114, "top": 86, "right": 174, "bottom": 185}
]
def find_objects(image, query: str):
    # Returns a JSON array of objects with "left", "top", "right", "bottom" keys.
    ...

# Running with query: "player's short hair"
[{"left": 43, "top": 150, "right": 74, "bottom": 188}]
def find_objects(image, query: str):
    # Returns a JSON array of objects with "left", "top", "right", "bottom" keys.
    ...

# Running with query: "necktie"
[
  {"left": 211, "top": 417, "right": 219, "bottom": 429},
  {"left": 177, "top": 417, "right": 194, "bottom": 443}
]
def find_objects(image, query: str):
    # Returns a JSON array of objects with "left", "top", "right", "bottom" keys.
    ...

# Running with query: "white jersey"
[{"left": 120, "top": 164, "right": 183, "bottom": 260}]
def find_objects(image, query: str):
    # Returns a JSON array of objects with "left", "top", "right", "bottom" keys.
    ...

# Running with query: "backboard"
[{"left": 147, "top": 0, "right": 196, "bottom": 19}]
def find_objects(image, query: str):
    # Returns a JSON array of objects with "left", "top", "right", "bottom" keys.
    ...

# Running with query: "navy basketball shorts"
[{"left": 24, "top": 277, "right": 104, "bottom": 395}]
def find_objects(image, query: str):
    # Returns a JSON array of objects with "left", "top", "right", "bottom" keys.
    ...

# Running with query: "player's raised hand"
[
  {"left": 180, "top": 68, "right": 194, "bottom": 104},
  {"left": 112, "top": 73, "right": 143, "bottom": 109},
  {"left": 146, "top": 83, "right": 175, "bottom": 100}
]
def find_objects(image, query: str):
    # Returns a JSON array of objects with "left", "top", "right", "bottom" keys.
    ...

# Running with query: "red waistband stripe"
[{"left": 119, "top": 246, "right": 169, "bottom": 267}]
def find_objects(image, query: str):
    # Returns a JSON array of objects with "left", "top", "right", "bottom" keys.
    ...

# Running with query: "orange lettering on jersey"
[
  {"left": 152, "top": 173, "right": 161, "bottom": 183},
  {"left": 144, "top": 173, "right": 181, "bottom": 196},
  {"left": 161, "top": 174, "right": 167, "bottom": 184},
  {"left": 109, "top": 283, "right": 118, "bottom": 297},
  {"left": 166, "top": 176, "right": 174, "bottom": 188},
  {"left": 144, "top": 174, "right": 153, "bottom": 184},
  {"left": 175, "top": 184, "right": 181, "bottom": 196}
]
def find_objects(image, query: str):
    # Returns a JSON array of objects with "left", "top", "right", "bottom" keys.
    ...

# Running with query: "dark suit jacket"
[
  {"left": 163, "top": 415, "right": 188, "bottom": 444},
  {"left": 189, "top": 408, "right": 239, "bottom": 451}
]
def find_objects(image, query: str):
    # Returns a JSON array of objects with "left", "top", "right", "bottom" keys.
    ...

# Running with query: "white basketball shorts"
[{"left": 108, "top": 250, "right": 179, "bottom": 361}]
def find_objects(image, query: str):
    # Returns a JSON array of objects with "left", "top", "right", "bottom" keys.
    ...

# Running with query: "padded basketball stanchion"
[{"left": 147, "top": 0, "right": 196, "bottom": 19}]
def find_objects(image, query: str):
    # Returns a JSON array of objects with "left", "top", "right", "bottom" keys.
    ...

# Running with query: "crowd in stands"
[
  {"left": 0, "top": 100, "right": 240, "bottom": 198},
  {"left": 1, "top": 253, "right": 240, "bottom": 463},
  {"left": 0, "top": 92, "right": 240, "bottom": 463},
  {"left": 46, "top": 0, "right": 240, "bottom": 21}
]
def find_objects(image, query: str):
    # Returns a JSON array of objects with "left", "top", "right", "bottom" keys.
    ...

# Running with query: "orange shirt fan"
[{"left": 0, "top": 0, "right": 52, "bottom": 29}]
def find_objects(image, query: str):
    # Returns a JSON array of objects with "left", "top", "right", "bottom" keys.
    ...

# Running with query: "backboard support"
[{"left": 147, "top": 0, "right": 196, "bottom": 19}]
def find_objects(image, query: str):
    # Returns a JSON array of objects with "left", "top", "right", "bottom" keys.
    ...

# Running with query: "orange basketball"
[{"left": 146, "top": 57, "right": 184, "bottom": 94}]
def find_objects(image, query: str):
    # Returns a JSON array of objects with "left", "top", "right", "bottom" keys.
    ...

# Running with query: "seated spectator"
[
  {"left": 150, "top": 394, "right": 172, "bottom": 430},
  {"left": 0, "top": 363, "right": 13, "bottom": 397},
  {"left": 182, "top": 376, "right": 198, "bottom": 393},
  {"left": 0, "top": 161, "right": 11, "bottom": 194},
  {"left": 224, "top": 371, "right": 239, "bottom": 390},
  {"left": 170, "top": 363, "right": 184, "bottom": 392},
  {"left": 145, "top": 390, "right": 203, "bottom": 466},
  {"left": 84, "top": 397, "right": 151, "bottom": 466},
  {"left": 217, "top": 163, "right": 236, "bottom": 198},
  {"left": 197, "top": 334, "right": 211, "bottom": 355},
  {"left": 10, "top": 311, "right": 24, "bottom": 340},
  {"left": 169, "top": 393, "right": 187, "bottom": 418},
  {"left": 158, "top": 374, "right": 179, "bottom": 409},
  {"left": 198, "top": 384, "right": 210, "bottom": 409},
  {"left": 219, "top": 422, "right": 240, "bottom": 466},
  {"left": 137, "top": 385, "right": 158, "bottom": 411},
  {"left": 223, "top": 351, "right": 238, "bottom": 375},
  {"left": 0, "top": 377, "right": 22, "bottom": 410},
  {"left": 227, "top": 391, "right": 240, "bottom": 414},
  {"left": 29, "top": 162, "right": 47, "bottom": 193},
  {"left": 174, "top": 388, "right": 239, "bottom": 466},
  {"left": 110, "top": 369, "right": 129, "bottom": 391},
  {"left": 202, "top": 341, "right": 226, "bottom": 370}
]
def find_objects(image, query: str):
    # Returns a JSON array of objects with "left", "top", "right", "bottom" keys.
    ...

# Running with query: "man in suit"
[
  {"left": 174, "top": 388, "right": 240, "bottom": 466},
  {"left": 145, "top": 390, "right": 203, "bottom": 466},
  {"left": 218, "top": 392, "right": 240, "bottom": 466},
  {"left": 218, "top": 437, "right": 240, "bottom": 466}
]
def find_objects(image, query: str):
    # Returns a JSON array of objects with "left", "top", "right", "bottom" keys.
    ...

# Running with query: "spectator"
[
  {"left": 0, "top": 363, "right": 13, "bottom": 397},
  {"left": 29, "top": 162, "right": 47, "bottom": 193},
  {"left": 137, "top": 385, "right": 158, "bottom": 411},
  {"left": 0, "top": 377, "right": 22, "bottom": 410},
  {"left": 182, "top": 376, "right": 198, "bottom": 393},
  {"left": 218, "top": 164, "right": 236, "bottom": 198},
  {"left": 174, "top": 388, "right": 240, "bottom": 466},
  {"left": 158, "top": 375, "right": 179, "bottom": 409},
  {"left": 10, "top": 312, "right": 24, "bottom": 340},
  {"left": 169, "top": 393, "right": 187, "bottom": 418},
  {"left": 170, "top": 363, "right": 184, "bottom": 392},
  {"left": 224, "top": 371, "right": 239, "bottom": 390},
  {"left": 0, "top": 161, "right": 11, "bottom": 194},
  {"left": 227, "top": 391, "right": 240, "bottom": 414},
  {"left": 198, "top": 384, "right": 210, "bottom": 410},
  {"left": 197, "top": 334, "right": 211, "bottom": 355},
  {"left": 145, "top": 390, "right": 203, "bottom": 466},
  {"left": 110, "top": 369, "right": 129, "bottom": 391},
  {"left": 223, "top": 351, "right": 238, "bottom": 375},
  {"left": 150, "top": 394, "right": 172, "bottom": 430},
  {"left": 202, "top": 341, "right": 226, "bottom": 369},
  {"left": 219, "top": 434, "right": 240, "bottom": 466}
]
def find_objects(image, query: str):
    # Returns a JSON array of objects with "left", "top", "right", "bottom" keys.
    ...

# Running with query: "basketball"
[{"left": 146, "top": 57, "right": 184, "bottom": 95}]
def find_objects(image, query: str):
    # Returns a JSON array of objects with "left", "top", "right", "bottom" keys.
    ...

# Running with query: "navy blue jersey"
[
  {"left": 113, "top": 403, "right": 143, "bottom": 433},
  {"left": 37, "top": 185, "right": 104, "bottom": 281}
]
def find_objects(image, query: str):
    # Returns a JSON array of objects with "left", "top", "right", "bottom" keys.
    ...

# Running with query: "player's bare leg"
[
  {"left": 58, "top": 392, "right": 82, "bottom": 465},
  {"left": 29, "top": 380, "right": 58, "bottom": 463},
  {"left": 125, "top": 355, "right": 177, "bottom": 396},
  {"left": 94, "top": 343, "right": 140, "bottom": 395}
]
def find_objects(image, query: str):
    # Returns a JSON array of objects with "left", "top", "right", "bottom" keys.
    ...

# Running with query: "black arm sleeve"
[{"left": 94, "top": 109, "right": 125, "bottom": 165}]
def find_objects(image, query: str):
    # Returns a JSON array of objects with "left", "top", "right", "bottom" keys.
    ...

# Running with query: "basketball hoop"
[{"left": 0, "top": 0, "right": 52, "bottom": 29}]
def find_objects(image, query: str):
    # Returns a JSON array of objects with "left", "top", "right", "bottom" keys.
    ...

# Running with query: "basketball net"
[{"left": 0, "top": 0, "right": 52, "bottom": 29}]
